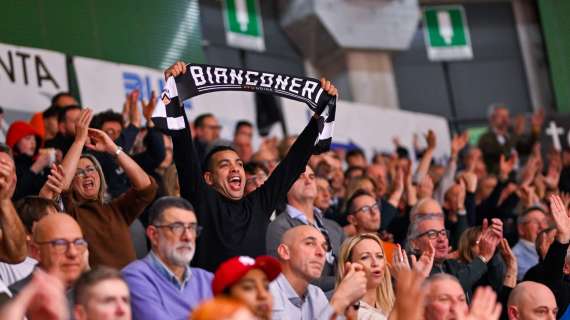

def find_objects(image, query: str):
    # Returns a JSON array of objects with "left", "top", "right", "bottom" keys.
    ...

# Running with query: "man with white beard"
[{"left": 122, "top": 197, "right": 213, "bottom": 320}]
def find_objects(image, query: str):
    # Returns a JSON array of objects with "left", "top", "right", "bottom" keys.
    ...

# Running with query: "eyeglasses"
[
  {"left": 154, "top": 222, "right": 203, "bottom": 237},
  {"left": 75, "top": 166, "right": 97, "bottom": 178},
  {"left": 35, "top": 238, "right": 88, "bottom": 254},
  {"left": 416, "top": 229, "right": 449, "bottom": 240},
  {"left": 353, "top": 203, "right": 380, "bottom": 215}
]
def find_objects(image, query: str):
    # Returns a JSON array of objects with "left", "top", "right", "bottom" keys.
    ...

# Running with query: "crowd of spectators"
[{"left": 0, "top": 61, "right": 567, "bottom": 320}]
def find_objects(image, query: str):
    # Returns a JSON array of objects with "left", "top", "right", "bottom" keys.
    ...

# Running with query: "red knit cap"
[
  {"left": 212, "top": 256, "right": 281, "bottom": 295},
  {"left": 6, "top": 121, "right": 41, "bottom": 150}
]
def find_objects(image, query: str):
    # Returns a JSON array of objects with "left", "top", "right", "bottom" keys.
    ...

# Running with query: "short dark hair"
[
  {"left": 74, "top": 266, "right": 125, "bottom": 306},
  {"left": 244, "top": 161, "right": 268, "bottom": 175},
  {"left": 344, "top": 166, "right": 365, "bottom": 180},
  {"left": 396, "top": 146, "right": 410, "bottom": 159},
  {"left": 58, "top": 105, "right": 82, "bottom": 123},
  {"left": 51, "top": 92, "right": 76, "bottom": 106},
  {"left": 346, "top": 149, "right": 365, "bottom": 161},
  {"left": 345, "top": 189, "right": 375, "bottom": 215},
  {"left": 147, "top": 196, "right": 194, "bottom": 225},
  {"left": 91, "top": 110, "right": 124, "bottom": 130},
  {"left": 234, "top": 120, "right": 253, "bottom": 134},
  {"left": 43, "top": 105, "right": 60, "bottom": 119},
  {"left": 194, "top": 113, "right": 215, "bottom": 128},
  {"left": 15, "top": 196, "right": 58, "bottom": 234},
  {"left": 203, "top": 145, "right": 239, "bottom": 172}
]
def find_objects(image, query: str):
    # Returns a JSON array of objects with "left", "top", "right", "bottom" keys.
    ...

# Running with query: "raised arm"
[
  {"left": 61, "top": 109, "right": 93, "bottom": 191},
  {"left": 434, "top": 132, "right": 467, "bottom": 203},
  {"left": 86, "top": 128, "right": 151, "bottom": 190},
  {"left": 0, "top": 159, "right": 26, "bottom": 263},
  {"left": 162, "top": 62, "right": 210, "bottom": 206},
  {"left": 413, "top": 130, "right": 436, "bottom": 184},
  {"left": 254, "top": 78, "right": 337, "bottom": 213}
]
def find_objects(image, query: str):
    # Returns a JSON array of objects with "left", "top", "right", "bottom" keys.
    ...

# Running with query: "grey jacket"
[{"left": 266, "top": 205, "right": 345, "bottom": 293}]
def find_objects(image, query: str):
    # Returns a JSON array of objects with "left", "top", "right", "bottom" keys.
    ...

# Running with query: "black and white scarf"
[{"left": 151, "top": 63, "right": 336, "bottom": 154}]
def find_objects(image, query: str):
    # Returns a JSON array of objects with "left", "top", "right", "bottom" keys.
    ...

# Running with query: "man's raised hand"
[
  {"left": 164, "top": 61, "right": 187, "bottom": 81},
  {"left": 549, "top": 194, "right": 570, "bottom": 243},
  {"left": 39, "top": 164, "right": 66, "bottom": 200},
  {"left": 320, "top": 78, "right": 338, "bottom": 97}
]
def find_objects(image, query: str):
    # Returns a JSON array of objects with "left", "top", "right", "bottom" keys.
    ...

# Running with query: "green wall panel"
[
  {"left": 1, "top": 0, "right": 204, "bottom": 70},
  {"left": 538, "top": 0, "right": 570, "bottom": 113}
]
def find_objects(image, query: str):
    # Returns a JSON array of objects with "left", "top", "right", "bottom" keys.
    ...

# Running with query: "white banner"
[
  {"left": 73, "top": 56, "right": 165, "bottom": 113},
  {"left": 280, "top": 98, "right": 451, "bottom": 162},
  {"left": 0, "top": 42, "right": 68, "bottom": 112},
  {"left": 73, "top": 54, "right": 450, "bottom": 160},
  {"left": 182, "top": 91, "right": 451, "bottom": 161}
]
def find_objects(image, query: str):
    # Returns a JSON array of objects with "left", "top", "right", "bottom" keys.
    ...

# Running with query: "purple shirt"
[{"left": 122, "top": 253, "right": 213, "bottom": 320}]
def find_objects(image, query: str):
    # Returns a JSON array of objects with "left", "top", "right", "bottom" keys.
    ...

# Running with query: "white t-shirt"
[{"left": 0, "top": 257, "right": 37, "bottom": 286}]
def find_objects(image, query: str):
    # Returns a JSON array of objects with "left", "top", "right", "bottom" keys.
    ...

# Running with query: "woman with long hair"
[
  {"left": 40, "top": 109, "right": 158, "bottom": 269},
  {"left": 336, "top": 233, "right": 395, "bottom": 319}
]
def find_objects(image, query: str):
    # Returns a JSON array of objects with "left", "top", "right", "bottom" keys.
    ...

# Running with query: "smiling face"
[
  {"left": 229, "top": 269, "right": 273, "bottom": 320},
  {"left": 411, "top": 218, "right": 449, "bottom": 263},
  {"left": 204, "top": 149, "right": 246, "bottom": 200},
  {"left": 350, "top": 238, "right": 386, "bottom": 289},
  {"left": 73, "top": 157, "right": 101, "bottom": 201}
]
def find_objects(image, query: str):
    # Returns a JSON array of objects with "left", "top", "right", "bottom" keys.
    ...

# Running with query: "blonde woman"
[{"left": 337, "top": 233, "right": 395, "bottom": 319}]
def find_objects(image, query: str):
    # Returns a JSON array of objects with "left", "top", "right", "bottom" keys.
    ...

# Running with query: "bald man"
[
  {"left": 270, "top": 225, "right": 366, "bottom": 319},
  {"left": 9, "top": 213, "right": 89, "bottom": 298},
  {"left": 507, "top": 281, "right": 558, "bottom": 319}
]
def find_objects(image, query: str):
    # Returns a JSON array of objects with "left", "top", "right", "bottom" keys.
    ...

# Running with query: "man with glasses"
[
  {"left": 266, "top": 165, "right": 344, "bottom": 293},
  {"left": 7, "top": 213, "right": 89, "bottom": 314},
  {"left": 345, "top": 189, "right": 397, "bottom": 263},
  {"left": 121, "top": 197, "right": 213, "bottom": 320},
  {"left": 346, "top": 189, "right": 382, "bottom": 235},
  {"left": 513, "top": 206, "right": 549, "bottom": 281},
  {"left": 407, "top": 198, "right": 502, "bottom": 299}
]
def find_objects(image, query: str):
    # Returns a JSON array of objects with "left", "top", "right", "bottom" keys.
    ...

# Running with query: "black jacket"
[
  {"left": 13, "top": 154, "right": 48, "bottom": 201},
  {"left": 538, "top": 240, "right": 570, "bottom": 318},
  {"left": 430, "top": 257, "right": 490, "bottom": 302},
  {"left": 44, "top": 133, "right": 74, "bottom": 156},
  {"left": 172, "top": 115, "right": 319, "bottom": 272}
]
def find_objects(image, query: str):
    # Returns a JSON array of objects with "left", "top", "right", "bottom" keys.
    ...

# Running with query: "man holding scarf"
[{"left": 157, "top": 61, "right": 338, "bottom": 272}]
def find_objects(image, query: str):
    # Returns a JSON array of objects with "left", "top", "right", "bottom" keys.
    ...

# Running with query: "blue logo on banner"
[{"left": 122, "top": 72, "right": 165, "bottom": 101}]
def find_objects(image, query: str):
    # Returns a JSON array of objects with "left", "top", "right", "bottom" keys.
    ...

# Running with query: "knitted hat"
[{"left": 6, "top": 121, "right": 42, "bottom": 151}]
